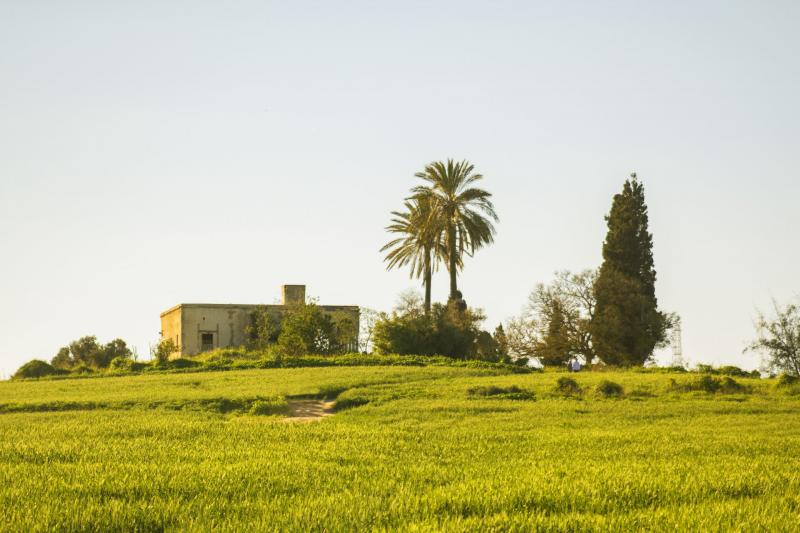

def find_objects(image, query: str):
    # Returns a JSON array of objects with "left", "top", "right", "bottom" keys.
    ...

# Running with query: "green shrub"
[
  {"left": 152, "top": 339, "right": 177, "bottom": 364},
  {"left": 671, "top": 375, "right": 749, "bottom": 394},
  {"left": 248, "top": 397, "right": 289, "bottom": 416},
  {"left": 71, "top": 364, "right": 94, "bottom": 375},
  {"left": 717, "top": 366, "right": 760, "bottom": 378},
  {"left": 776, "top": 374, "right": 799, "bottom": 387},
  {"left": 695, "top": 364, "right": 759, "bottom": 378},
  {"left": 109, "top": 356, "right": 135, "bottom": 371},
  {"left": 554, "top": 377, "right": 582, "bottom": 396},
  {"left": 695, "top": 364, "right": 715, "bottom": 374},
  {"left": 13, "top": 360, "right": 59, "bottom": 379},
  {"left": 595, "top": 380, "right": 624, "bottom": 397},
  {"left": 719, "top": 376, "right": 748, "bottom": 393},
  {"left": 168, "top": 358, "right": 201, "bottom": 370},
  {"left": 686, "top": 375, "right": 721, "bottom": 393},
  {"left": 467, "top": 385, "right": 535, "bottom": 400},
  {"left": 373, "top": 300, "right": 498, "bottom": 360}
]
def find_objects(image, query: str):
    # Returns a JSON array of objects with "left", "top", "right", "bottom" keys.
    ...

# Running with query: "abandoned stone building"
[{"left": 159, "top": 285, "right": 359, "bottom": 357}]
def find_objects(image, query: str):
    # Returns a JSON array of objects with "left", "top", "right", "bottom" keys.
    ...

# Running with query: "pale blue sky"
[{"left": 1, "top": 1, "right": 798, "bottom": 376}]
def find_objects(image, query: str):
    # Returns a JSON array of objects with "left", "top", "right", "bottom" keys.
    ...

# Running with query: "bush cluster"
[
  {"left": 595, "top": 380, "right": 624, "bottom": 397},
  {"left": 246, "top": 302, "right": 357, "bottom": 357},
  {"left": 13, "top": 360, "right": 61, "bottom": 379},
  {"left": 695, "top": 364, "right": 760, "bottom": 378},
  {"left": 670, "top": 375, "right": 749, "bottom": 394},
  {"left": 373, "top": 300, "right": 510, "bottom": 361},
  {"left": 554, "top": 377, "right": 582, "bottom": 396},
  {"left": 467, "top": 385, "right": 535, "bottom": 400},
  {"left": 13, "top": 351, "right": 531, "bottom": 380},
  {"left": 51, "top": 336, "right": 134, "bottom": 370}
]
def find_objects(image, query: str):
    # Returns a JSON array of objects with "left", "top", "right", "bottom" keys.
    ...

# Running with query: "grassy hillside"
[{"left": 1, "top": 365, "right": 799, "bottom": 531}]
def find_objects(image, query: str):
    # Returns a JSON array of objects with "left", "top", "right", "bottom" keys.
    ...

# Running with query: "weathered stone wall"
[{"left": 159, "top": 306, "right": 182, "bottom": 356}]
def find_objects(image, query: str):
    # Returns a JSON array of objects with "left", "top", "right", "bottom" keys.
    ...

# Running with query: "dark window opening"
[{"left": 201, "top": 333, "right": 214, "bottom": 352}]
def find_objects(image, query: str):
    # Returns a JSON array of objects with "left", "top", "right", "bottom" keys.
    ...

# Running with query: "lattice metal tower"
[{"left": 670, "top": 315, "right": 684, "bottom": 368}]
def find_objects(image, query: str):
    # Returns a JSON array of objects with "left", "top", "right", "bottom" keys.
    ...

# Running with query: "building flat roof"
[{"left": 160, "top": 302, "right": 359, "bottom": 318}]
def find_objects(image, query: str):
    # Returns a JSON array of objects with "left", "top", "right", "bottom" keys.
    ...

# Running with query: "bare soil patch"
[{"left": 285, "top": 399, "right": 335, "bottom": 422}]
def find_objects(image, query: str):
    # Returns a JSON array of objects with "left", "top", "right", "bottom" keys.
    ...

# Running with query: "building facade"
[{"left": 159, "top": 285, "right": 359, "bottom": 357}]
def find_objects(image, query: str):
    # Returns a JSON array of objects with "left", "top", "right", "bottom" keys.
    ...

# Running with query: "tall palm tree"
[
  {"left": 411, "top": 159, "right": 498, "bottom": 301},
  {"left": 380, "top": 196, "right": 446, "bottom": 313}
]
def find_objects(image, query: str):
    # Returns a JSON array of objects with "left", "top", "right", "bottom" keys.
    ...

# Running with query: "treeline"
[
  {"left": 377, "top": 166, "right": 671, "bottom": 367},
  {"left": 11, "top": 162, "right": 800, "bottom": 379},
  {"left": 14, "top": 336, "right": 137, "bottom": 379}
]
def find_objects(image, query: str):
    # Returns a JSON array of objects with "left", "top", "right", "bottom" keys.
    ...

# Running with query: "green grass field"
[{"left": 1, "top": 365, "right": 799, "bottom": 531}]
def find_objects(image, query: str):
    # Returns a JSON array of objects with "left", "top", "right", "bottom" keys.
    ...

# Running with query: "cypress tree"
[{"left": 591, "top": 174, "right": 667, "bottom": 365}]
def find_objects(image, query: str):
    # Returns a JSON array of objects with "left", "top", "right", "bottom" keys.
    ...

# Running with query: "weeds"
[
  {"left": 467, "top": 385, "right": 535, "bottom": 400},
  {"left": 670, "top": 375, "right": 750, "bottom": 394}
]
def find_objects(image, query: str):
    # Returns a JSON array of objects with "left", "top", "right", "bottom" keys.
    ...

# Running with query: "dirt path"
[{"left": 285, "top": 399, "right": 335, "bottom": 422}]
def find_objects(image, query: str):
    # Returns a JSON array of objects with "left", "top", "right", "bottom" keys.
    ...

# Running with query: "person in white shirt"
[{"left": 571, "top": 358, "right": 582, "bottom": 372}]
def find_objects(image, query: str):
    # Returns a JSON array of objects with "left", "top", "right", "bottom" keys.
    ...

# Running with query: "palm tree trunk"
[
  {"left": 424, "top": 248, "right": 432, "bottom": 314},
  {"left": 448, "top": 225, "right": 458, "bottom": 299}
]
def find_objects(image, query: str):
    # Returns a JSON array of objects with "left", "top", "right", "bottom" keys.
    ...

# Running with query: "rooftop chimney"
[{"left": 281, "top": 285, "right": 306, "bottom": 305}]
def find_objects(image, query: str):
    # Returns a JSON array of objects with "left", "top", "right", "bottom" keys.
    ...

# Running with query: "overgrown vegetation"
[
  {"left": 669, "top": 375, "right": 750, "bottom": 394},
  {"left": 245, "top": 301, "right": 358, "bottom": 357},
  {"left": 595, "top": 379, "right": 624, "bottom": 397},
  {"left": 12, "top": 359, "right": 60, "bottom": 379},
  {"left": 50, "top": 336, "right": 134, "bottom": 370},
  {"left": 748, "top": 297, "right": 800, "bottom": 376},
  {"left": 695, "top": 364, "right": 760, "bottom": 378},
  {"left": 554, "top": 376, "right": 582, "bottom": 396},
  {"left": 372, "top": 292, "right": 512, "bottom": 361},
  {"left": 467, "top": 385, "right": 535, "bottom": 400},
  {"left": 12, "top": 350, "right": 530, "bottom": 381}
]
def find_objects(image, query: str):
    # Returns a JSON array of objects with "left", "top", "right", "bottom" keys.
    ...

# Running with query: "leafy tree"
[
  {"left": 381, "top": 197, "right": 447, "bottom": 313},
  {"left": 152, "top": 339, "right": 177, "bottom": 364},
  {"left": 357, "top": 308, "right": 379, "bottom": 353},
  {"left": 493, "top": 324, "right": 509, "bottom": 360},
  {"left": 538, "top": 299, "right": 572, "bottom": 367},
  {"left": 275, "top": 301, "right": 355, "bottom": 356},
  {"left": 372, "top": 291, "right": 491, "bottom": 359},
  {"left": 99, "top": 339, "right": 132, "bottom": 368},
  {"left": 50, "top": 336, "right": 132, "bottom": 369},
  {"left": 748, "top": 298, "right": 800, "bottom": 376},
  {"left": 590, "top": 175, "right": 668, "bottom": 366},
  {"left": 245, "top": 306, "right": 278, "bottom": 350},
  {"left": 372, "top": 293, "right": 434, "bottom": 355},
  {"left": 68, "top": 336, "right": 102, "bottom": 366},
  {"left": 411, "top": 159, "right": 498, "bottom": 302},
  {"left": 51, "top": 347, "right": 72, "bottom": 370},
  {"left": 332, "top": 312, "right": 359, "bottom": 352},
  {"left": 430, "top": 302, "right": 486, "bottom": 359},
  {"left": 507, "top": 270, "right": 597, "bottom": 366},
  {"left": 276, "top": 331, "right": 307, "bottom": 357}
]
